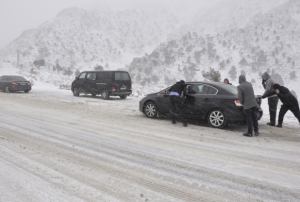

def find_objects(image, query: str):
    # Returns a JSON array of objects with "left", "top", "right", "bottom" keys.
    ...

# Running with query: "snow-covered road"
[{"left": 0, "top": 86, "right": 300, "bottom": 202}]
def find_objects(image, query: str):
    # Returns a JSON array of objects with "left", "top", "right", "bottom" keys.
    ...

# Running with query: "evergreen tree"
[
  {"left": 228, "top": 66, "right": 237, "bottom": 80},
  {"left": 202, "top": 68, "right": 221, "bottom": 82}
]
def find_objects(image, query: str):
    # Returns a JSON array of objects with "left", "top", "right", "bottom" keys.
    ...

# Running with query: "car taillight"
[
  {"left": 11, "top": 82, "right": 17, "bottom": 85},
  {"left": 27, "top": 82, "right": 31, "bottom": 85},
  {"left": 130, "top": 85, "right": 132, "bottom": 90},
  {"left": 235, "top": 100, "right": 242, "bottom": 106},
  {"left": 111, "top": 86, "right": 116, "bottom": 91}
]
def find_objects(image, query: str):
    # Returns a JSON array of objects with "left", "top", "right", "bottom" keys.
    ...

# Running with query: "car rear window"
[
  {"left": 114, "top": 72, "right": 130, "bottom": 81},
  {"left": 222, "top": 84, "right": 238, "bottom": 95}
]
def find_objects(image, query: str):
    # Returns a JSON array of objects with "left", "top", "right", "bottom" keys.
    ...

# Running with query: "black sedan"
[
  {"left": 139, "top": 81, "right": 263, "bottom": 128},
  {"left": 0, "top": 75, "right": 32, "bottom": 93}
]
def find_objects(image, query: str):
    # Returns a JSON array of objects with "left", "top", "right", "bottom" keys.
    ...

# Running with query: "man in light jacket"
[
  {"left": 237, "top": 75, "right": 259, "bottom": 137},
  {"left": 259, "top": 72, "right": 278, "bottom": 126}
]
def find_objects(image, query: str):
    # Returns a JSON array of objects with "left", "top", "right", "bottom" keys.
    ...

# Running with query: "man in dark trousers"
[
  {"left": 259, "top": 72, "right": 279, "bottom": 126},
  {"left": 237, "top": 75, "right": 259, "bottom": 137},
  {"left": 272, "top": 83, "right": 300, "bottom": 127},
  {"left": 169, "top": 80, "right": 187, "bottom": 127}
]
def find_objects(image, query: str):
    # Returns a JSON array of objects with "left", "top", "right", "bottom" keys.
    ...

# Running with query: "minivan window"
[
  {"left": 114, "top": 72, "right": 130, "bottom": 81},
  {"left": 86, "top": 73, "right": 96, "bottom": 80},
  {"left": 98, "top": 72, "right": 110, "bottom": 80},
  {"left": 79, "top": 73, "right": 86, "bottom": 79}
]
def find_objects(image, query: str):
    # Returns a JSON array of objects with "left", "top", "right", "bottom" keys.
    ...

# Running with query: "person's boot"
[
  {"left": 172, "top": 119, "right": 176, "bottom": 124},
  {"left": 254, "top": 131, "right": 259, "bottom": 136},
  {"left": 267, "top": 122, "right": 275, "bottom": 126},
  {"left": 243, "top": 132, "right": 253, "bottom": 137},
  {"left": 276, "top": 124, "right": 282, "bottom": 128},
  {"left": 183, "top": 121, "right": 188, "bottom": 127}
]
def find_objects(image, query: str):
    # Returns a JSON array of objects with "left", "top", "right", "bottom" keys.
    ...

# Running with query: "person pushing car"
[
  {"left": 258, "top": 72, "right": 279, "bottom": 126},
  {"left": 169, "top": 80, "right": 187, "bottom": 127}
]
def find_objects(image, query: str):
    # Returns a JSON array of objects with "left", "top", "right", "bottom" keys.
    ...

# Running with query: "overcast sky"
[{"left": 0, "top": 0, "right": 219, "bottom": 50}]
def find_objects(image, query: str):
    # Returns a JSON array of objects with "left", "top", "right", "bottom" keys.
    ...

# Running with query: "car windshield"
[
  {"left": 222, "top": 84, "right": 238, "bottom": 95},
  {"left": 6, "top": 76, "right": 27, "bottom": 81},
  {"left": 114, "top": 72, "right": 130, "bottom": 81}
]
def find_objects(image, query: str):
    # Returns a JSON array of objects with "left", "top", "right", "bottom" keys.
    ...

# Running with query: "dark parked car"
[
  {"left": 0, "top": 75, "right": 32, "bottom": 93},
  {"left": 139, "top": 81, "right": 263, "bottom": 128},
  {"left": 71, "top": 71, "right": 132, "bottom": 99}
]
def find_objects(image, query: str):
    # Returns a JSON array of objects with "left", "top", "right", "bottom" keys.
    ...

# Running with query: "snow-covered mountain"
[
  {"left": 179, "top": 0, "right": 289, "bottom": 35},
  {"left": 127, "top": 0, "right": 300, "bottom": 96},
  {"left": 0, "top": 6, "right": 180, "bottom": 71},
  {"left": 1, "top": 0, "right": 298, "bottom": 97}
]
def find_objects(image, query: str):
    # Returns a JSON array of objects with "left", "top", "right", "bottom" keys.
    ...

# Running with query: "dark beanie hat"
[
  {"left": 180, "top": 80, "right": 185, "bottom": 84},
  {"left": 273, "top": 83, "right": 281, "bottom": 89}
]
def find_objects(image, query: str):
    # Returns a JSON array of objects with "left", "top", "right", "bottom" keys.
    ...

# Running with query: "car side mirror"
[{"left": 75, "top": 77, "right": 79, "bottom": 80}]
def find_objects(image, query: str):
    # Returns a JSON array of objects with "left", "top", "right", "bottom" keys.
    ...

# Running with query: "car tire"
[
  {"left": 101, "top": 90, "right": 109, "bottom": 100},
  {"left": 24, "top": 90, "right": 29, "bottom": 93},
  {"left": 120, "top": 95, "right": 127, "bottom": 99},
  {"left": 91, "top": 93, "right": 96, "bottom": 97},
  {"left": 5, "top": 86, "right": 10, "bottom": 93},
  {"left": 207, "top": 109, "right": 227, "bottom": 129},
  {"left": 73, "top": 88, "right": 79, "bottom": 96},
  {"left": 144, "top": 101, "right": 157, "bottom": 118}
]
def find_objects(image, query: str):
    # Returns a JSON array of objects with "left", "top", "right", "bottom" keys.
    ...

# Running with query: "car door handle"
[{"left": 204, "top": 98, "right": 209, "bottom": 102}]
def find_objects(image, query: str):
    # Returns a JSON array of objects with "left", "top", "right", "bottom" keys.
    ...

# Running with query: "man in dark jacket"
[
  {"left": 169, "top": 80, "right": 187, "bottom": 127},
  {"left": 259, "top": 72, "right": 279, "bottom": 126},
  {"left": 272, "top": 83, "right": 300, "bottom": 127},
  {"left": 237, "top": 75, "right": 259, "bottom": 137}
]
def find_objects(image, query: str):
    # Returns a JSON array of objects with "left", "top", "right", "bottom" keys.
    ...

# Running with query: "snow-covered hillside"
[
  {"left": 0, "top": 6, "right": 181, "bottom": 71},
  {"left": 128, "top": 0, "right": 300, "bottom": 97},
  {"left": 180, "top": 0, "right": 289, "bottom": 35},
  {"left": 0, "top": 0, "right": 299, "bottom": 97}
]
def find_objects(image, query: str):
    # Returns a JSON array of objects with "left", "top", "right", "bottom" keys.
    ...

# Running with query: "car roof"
[
  {"left": 1, "top": 75, "right": 24, "bottom": 77},
  {"left": 185, "top": 81, "right": 229, "bottom": 87},
  {"left": 81, "top": 71, "right": 129, "bottom": 73}
]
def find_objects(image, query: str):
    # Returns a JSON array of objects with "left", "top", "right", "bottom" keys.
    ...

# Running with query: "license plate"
[{"left": 120, "top": 86, "right": 126, "bottom": 90}]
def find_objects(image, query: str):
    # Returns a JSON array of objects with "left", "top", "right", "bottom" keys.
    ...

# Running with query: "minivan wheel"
[
  {"left": 120, "top": 95, "right": 127, "bottom": 99},
  {"left": 207, "top": 109, "right": 227, "bottom": 128},
  {"left": 101, "top": 90, "right": 109, "bottom": 100},
  {"left": 73, "top": 88, "right": 79, "bottom": 96},
  {"left": 5, "top": 86, "right": 10, "bottom": 93},
  {"left": 144, "top": 101, "right": 157, "bottom": 118}
]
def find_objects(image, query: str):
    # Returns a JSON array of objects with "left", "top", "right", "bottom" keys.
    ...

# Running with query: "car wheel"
[
  {"left": 120, "top": 95, "right": 127, "bottom": 99},
  {"left": 207, "top": 109, "right": 227, "bottom": 128},
  {"left": 73, "top": 88, "right": 79, "bottom": 96},
  {"left": 101, "top": 90, "right": 109, "bottom": 100},
  {"left": 5, "top": 86, "right": 10, "bottom": 93},
  {"left": 144, "top": 101, "right": 157, "bottom": 118},
  {"left": 91, "top": 93, "right": 96, "bottom": 97},
  {"left": 24, "top": 90, "right": 29, "bottom": 93}
]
